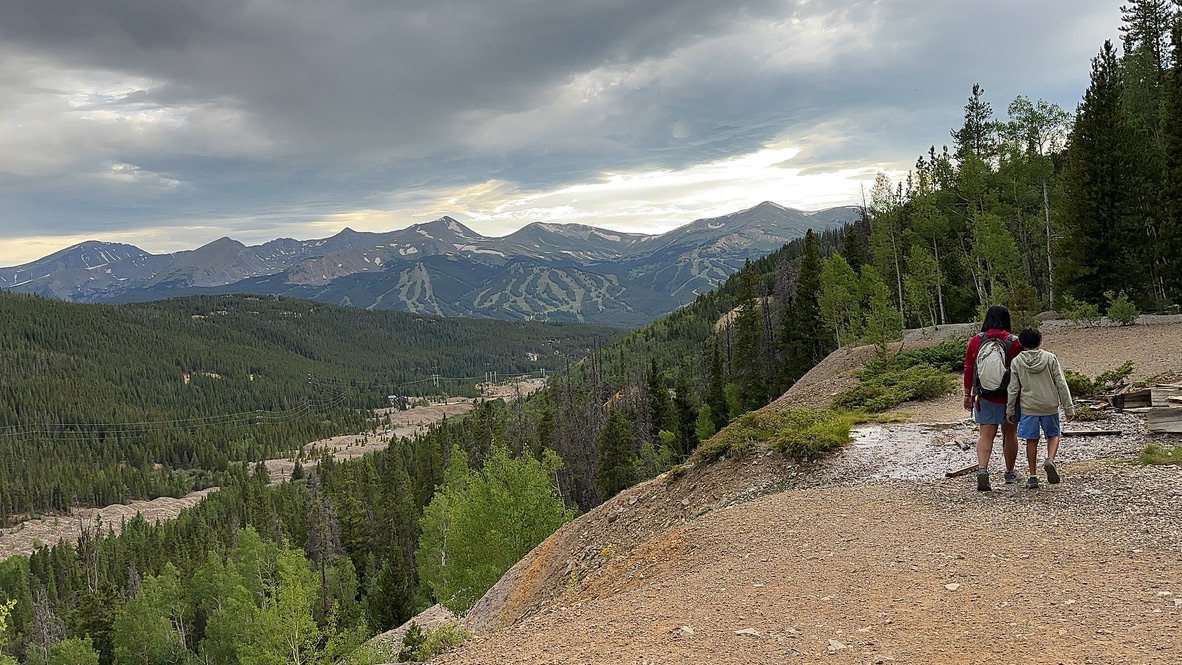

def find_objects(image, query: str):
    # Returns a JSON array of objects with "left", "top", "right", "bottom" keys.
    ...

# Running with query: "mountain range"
[{"left": 0, "top": 202, "right": 859, "bottom": 326}]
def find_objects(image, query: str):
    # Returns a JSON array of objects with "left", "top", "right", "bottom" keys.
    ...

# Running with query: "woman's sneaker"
[
  {"left": 1026, "top": 475, "right": 1040, "bottom": 489},
  {"left": 1004, "top": 470, "right": 1021, "bottom": 484},
  {"left": 1044, "top": 459, "right": 1061, "bottom": 484},
  {"left": 977, "top": 469, "right": 992, "bottom": 492}
]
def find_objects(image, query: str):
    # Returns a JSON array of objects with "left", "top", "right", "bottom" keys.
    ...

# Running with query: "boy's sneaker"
[
  {"left": 1044, "top": 459, "right": 1061, "bottom": 484},
  {"left": 977, "top": 469, "right": 992, "bottom": 492},
  {"left": 1026, "top": 475, "right": 1040, "bottom": 489},
  {"left": 1004, "top": 470, "right": 1021, "bottom": 484}
]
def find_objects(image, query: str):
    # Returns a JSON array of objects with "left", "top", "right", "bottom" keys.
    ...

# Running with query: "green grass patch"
[
  {"left": 1138, "top": 443, "right": 1182, "bottom": 466},
  {"left": 1072, "top": 405, "right": 1107, "bottom": 422},
  {"left": 691, "top": 409, "right": 873, "bottom": 464}
]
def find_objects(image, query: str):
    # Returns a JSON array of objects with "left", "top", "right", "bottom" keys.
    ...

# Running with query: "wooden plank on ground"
[
  {"left": 944, "top": 464, "right": 978, "bottom": 479},
  {"left": 1152, "top": 386, "right": 1181, "bottom": 407},
  {"left": 1061, "top": 430, "right": 1122, "bottom": 437},
  {"left": 1112, "top": 389, "right": 1153, "bottom": 409},
  {"left": 1147, "top": 407, "right": 1182, "bottom": 434}
]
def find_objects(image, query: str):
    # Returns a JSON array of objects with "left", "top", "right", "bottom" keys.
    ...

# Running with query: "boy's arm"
[
  {"left": 1006, "top": 366, "right": 1021, "bottom": 416},
  {"left": 1052, "top": 356, "right": 1075, "bottom": 416}
]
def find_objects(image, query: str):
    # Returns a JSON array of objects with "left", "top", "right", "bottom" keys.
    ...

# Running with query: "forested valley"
[{"left": 2, "top": 2, "right": 1181, "bottom": 663}]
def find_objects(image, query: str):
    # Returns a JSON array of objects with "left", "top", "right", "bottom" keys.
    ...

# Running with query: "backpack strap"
[{"left": 972, "top": 333, "right": 986, "bottom": 393}]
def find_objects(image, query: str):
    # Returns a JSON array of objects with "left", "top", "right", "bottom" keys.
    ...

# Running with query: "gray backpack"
[{"left": 973, "top": 333, "right": 1015, "bottom": 398}]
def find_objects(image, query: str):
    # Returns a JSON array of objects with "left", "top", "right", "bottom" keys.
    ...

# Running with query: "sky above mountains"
[{"left": 0, "top": 0, "right": 1121, "bottom": 266}]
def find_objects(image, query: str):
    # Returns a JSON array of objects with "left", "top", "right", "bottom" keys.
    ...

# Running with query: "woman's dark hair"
[{"left": 981, "top": 305, "right": 1012, "bottom": 332}]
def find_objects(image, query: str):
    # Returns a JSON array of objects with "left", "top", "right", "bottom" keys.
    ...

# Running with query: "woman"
[{"left": 963, "top": 305, "right": 1023, "bottom": 492}]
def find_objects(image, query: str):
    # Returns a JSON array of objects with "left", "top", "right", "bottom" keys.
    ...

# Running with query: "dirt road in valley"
[{"left": 0, "top": 379, "right": 546, "bottom": 559}]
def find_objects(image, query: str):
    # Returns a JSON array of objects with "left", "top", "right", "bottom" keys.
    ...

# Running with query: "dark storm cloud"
[
  {"left": 0, "top": 0, "right": 789, "bottom": 154},
  {"left": 0, "top": 0, "right": 1121, "bottom": 260}
]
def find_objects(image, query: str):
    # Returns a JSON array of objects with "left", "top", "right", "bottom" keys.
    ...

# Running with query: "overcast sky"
[{"left": 0, "top": 0, "right": 1123, "bottom": 266}]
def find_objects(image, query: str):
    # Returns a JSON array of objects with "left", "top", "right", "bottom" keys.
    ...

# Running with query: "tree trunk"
[
  {"left": 1043, "top": 178, "right": 1055, "bottom": 306},
  {"left": 933, "top": 239, "right": 946, "bottom": 324}
]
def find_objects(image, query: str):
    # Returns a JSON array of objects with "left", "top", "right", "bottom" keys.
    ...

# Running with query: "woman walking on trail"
[{"left": 963, "top": 305, "right": 1024, "bottom": 491}]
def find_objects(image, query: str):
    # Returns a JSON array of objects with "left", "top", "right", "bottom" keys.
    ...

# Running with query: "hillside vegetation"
[{"left": 0, "top": 292, "right": 620, "bottom": 520}]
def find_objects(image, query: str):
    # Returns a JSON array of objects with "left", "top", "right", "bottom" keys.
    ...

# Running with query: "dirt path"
[
  {"left": 434, "top": 416, "right": 1182, "bottom": 665},
  {"left": 439, "top": 469, "right": 1182, "bottom": 664}
]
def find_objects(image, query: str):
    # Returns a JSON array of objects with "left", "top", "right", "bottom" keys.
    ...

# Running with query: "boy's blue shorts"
[
  {"left": 1018, "top": 413, "right": 1062, "bottom": 440},
  {"left": 974, "top": 399, "right": 1018, "bottom": 425}
]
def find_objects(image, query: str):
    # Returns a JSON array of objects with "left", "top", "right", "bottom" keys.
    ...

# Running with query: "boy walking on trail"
[{"left": 1006, "top": 328, "right": 1075, "bottom": 489}]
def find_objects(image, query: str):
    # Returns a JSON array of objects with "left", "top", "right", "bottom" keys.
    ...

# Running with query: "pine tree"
[
  {"left": 782, "top": 230, "right": 834, "bottom": 384},
  {"left": 952, "top": 83, "right": 998, "bottom": 164},
  {"left": 671, "top": 367, "right": 699, "bottom": 458},
  {"left": 731, "top": 266, "right": 767, "bottom": 411},
  {"left": 596, "top": 408, "right": 637, "bottom": 501},
  {"left": 706, "top": 342, "right": 729, "bottom": 432},
  {"left": 1161, "top": 22, "right": 1182, "bottom": 301},
  {"left": 645, "top": 359, "right": 675, "bottom": 440},
  {"left": 1061, "top": 40, "right": 1154, "bottom": 303},
  {"left": 841, "top": 222, "right": 867, "bottom": 273}
]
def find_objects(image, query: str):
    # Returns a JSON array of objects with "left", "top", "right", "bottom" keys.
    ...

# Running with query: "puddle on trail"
[
  {"left": 841, "top": 411, "right": 1147, "bottom": 483},
  {"left": 847, "top": 423, "right": 976, "bottom": 480}
]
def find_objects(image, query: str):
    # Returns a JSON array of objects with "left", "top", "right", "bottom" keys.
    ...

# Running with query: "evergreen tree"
[
  {"left": 841, "top": 221, "right": 867, "bottom": 274},
  {"left": 1061, "top": 40, "right": 1154, "bottom": 303},
  {"left": 731, "top": 265, "right": 767, "bottom": 411},
  {"left": 671, "top": 368, "right": 699, "bottom": 458},
  {"left": 952, "top": 83, "right": 999, "bottom": 164},
  {"left": 706, "top": 342, "right": 729, "bottom": 432},
  {"left": 1162, "top": 22, "right": 1182, "bottom": 300},
  {"left": 645, "top": 359, "right": 675, "bottom": 440},
  {"left": 781, "top": 230, "right": 833, "bottom": 384},
  {"left": 596, "top": 409, "right": 638, "bottom": 501}
]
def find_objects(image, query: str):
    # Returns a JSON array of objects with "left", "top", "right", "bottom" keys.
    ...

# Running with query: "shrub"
[
  {"left": 1064, "top": 370, "right": 1097, "bottom": 398},
  {"left": 1059, "top": 294, "right": 1102, "bottom": 327},
  {"left": 1063, "top": 361, "right": 1134, "bottom": 399},
  {"left": 1104, "top": 290, "right": 1139, "bottom": 326},
  {"left": 691, "top": 409, "right": 867, "bottom": 464},
  {"left": 341, "top": 643, "right": 396, "bottom": 665},
  {"left": 1095, "top": 360, "right": 1135, "bottom": 391},
  {"left": 890, "top": 338, "right": 969, "bottom": 373},
  {"left": 691, "top": 412, "right": 764, "bottom": 463},
  {"left": 767, "top": 410, "right": 863, "bottom": 459},
  {"left": 398, "top": 623, "right": 469, "bottom": 662},
  {"left": 833, "top": 364, "right": 957, "bottom": 412}
]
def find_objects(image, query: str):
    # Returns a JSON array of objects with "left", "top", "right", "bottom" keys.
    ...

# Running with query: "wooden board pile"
[{"left": 1110, "top": 384, "right": 1182, "bottom": 433}]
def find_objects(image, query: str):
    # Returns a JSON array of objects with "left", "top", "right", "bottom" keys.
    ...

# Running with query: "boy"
[{"left": 1006, "top": 328, "right": 1074, "bottom": 489}]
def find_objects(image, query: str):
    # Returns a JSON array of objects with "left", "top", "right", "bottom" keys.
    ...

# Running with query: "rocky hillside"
[
  {"left": 396, "top": 319, "right": 1182, "bottom": 664},
  {"left": 0, "top": 202, "right": 858, "bottom": 326}
]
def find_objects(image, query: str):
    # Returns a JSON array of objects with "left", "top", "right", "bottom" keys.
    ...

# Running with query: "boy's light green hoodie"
[{"left": 1006, "top": 348, "right": 1075, "bottom": 417}]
